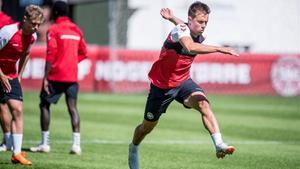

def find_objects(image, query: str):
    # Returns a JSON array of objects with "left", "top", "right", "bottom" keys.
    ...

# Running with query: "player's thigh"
[
  {"left": 144, "top": 84, "right": 175, "bottom": 121},
  {"left": 183, "top": 91, "right": 210, "bottom": 111},
  {"left": 175, "top": 79, "right": 209, "bottom": 109},
  {"left": 65, "top": 82, "right": 78, "bottom": 100},
  {"left": 40, "top": 81, "right": 64, "bottom": 104},
  {"left": 0, "top": 83, "right": 6, "bottom": 104},
  {"left": 64, "top": 83, "right": 79, "bottom": 109},
  {"left": 6, "top": 99, "right": 23, "bottom": 118},
  {"left": 1, "top": 78, "right": 24, "bottom": 115},
  {"left": 0, "top": 103, "right": 10, "bottom": 123},
  {"left": 0, "top": 103, "right": 9, "bottom": 113}
]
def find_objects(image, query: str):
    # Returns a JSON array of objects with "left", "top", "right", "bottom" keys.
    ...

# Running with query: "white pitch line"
[{"left": 24, "top": 140, "right": 299, "bottom": 145}]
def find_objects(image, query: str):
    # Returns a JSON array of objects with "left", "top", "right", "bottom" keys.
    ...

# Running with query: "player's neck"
[
  {"left": 21, "top": 28, "right": 32, "bottom": 36},
  {"left": 190, "top": 32, "right": 199, "bottom": 38},
  {"left": 189, "top": 29, "right": 199, "bottom": 37}
]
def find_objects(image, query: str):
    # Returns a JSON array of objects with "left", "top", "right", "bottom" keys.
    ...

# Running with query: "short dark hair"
[
  {"left": 188, "top": 1, "right": 210, "bottom": 18},
  {"left": 52, "top": 0, "right": 69, "bottom": 19}
]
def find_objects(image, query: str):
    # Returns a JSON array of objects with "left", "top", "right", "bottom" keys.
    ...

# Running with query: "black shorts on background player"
[{"left": 40, "top": 81, "right": 78, "bottom": 104}]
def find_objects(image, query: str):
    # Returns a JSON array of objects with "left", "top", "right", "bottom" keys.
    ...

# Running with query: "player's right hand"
[
  {"left": 43, "top": 78, "right": 50, "bottom": 95},
  {"left": 160, "top": 8, "right": 173, "bottom": 20},
  {"left": 0, "top": 74, "right": 12, "bottom": 93}
]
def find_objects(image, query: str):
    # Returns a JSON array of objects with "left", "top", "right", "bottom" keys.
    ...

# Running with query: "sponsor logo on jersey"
[
  {"left": 180, "top": 24, "right": 187, "bottom": 31},
  {"left": 60, "top": 35, "right": 80, "bottom": 41}
]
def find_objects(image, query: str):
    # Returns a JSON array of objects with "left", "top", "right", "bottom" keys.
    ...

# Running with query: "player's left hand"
[{"left": 220, "top": 47, "right": 239, "bottom": 56}]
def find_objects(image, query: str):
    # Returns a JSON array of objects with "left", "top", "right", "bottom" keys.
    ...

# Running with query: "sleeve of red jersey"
[
  {"left": 0, "top": 14, "right": 14, "bottom": 29},
  {"left": 7, "top": 16, "right": 15, "bottom": 25},
  {"left": 170, "top": 24, "right": 191, "bottom": 42},
  {"left": 46, "top": 29, "right": 57, "bottom": 63},
  {"left": 78, "top": 31, "right": 88, "bottom": 63}
]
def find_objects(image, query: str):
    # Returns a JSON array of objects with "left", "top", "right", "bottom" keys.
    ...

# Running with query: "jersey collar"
[{"left": 55, "top": 16, "right": 70, "bottom": 24}]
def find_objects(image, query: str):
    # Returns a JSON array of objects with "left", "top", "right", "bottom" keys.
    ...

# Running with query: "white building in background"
[{"left": 127, "top": 0, "right": 300, "bottom": 54}]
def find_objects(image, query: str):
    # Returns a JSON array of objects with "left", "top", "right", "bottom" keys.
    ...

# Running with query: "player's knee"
[
  {"left": 198, "top": 100, "right": 210, "bottom": 112},
  {"left": 39, "top": 101, "right": 50, "bottom": 109},
  {"left": 68, "top": 106, "right": 78, "bottom": 115},
  {"left": 13, "top": 107, "right": 23, "bottom": 116},
  {"left": 11, "top": 108, "right": 23, "bottom": 121},
  {"left": 192, "top": 94, "right": 210, "bottom": 111}
]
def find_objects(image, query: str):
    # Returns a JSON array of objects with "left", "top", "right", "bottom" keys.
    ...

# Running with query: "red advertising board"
[{"left": 22, "top": 45, "right": 300, "bottom": 96}]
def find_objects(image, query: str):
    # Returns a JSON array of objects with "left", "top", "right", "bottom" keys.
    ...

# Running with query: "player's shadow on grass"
[{"left": 21, "top": 147, "right": 31, "bottom": 152}]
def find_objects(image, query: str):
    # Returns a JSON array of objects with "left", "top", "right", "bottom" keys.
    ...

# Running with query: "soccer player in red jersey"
[
  {"left": 0, "top": 1, "right": 14, "bottom": 29},
  {"left": 29, "top": 1, "right": 87, "bottom": 155},
  {"left": 129, "top": 2, "right": 238, "bottom": 168},
  {"left": 0, "top": 5, "right": 44, "bottom": 165},
  {"left": 0, "top": 0, "right": 15, "bottom": 152}
]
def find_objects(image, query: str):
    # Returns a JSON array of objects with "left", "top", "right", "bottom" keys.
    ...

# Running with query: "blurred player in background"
[
  {"left": 36, "top": 1, "right": 53, "bottom": 43},
  {"left": 0, "top": 5, "right": 44, "bottom": 165},
  {"left": 129, "top": 2, "right": 238, "bottom": 169},
  {"left": 0, "top": 0, "right": 14, "bottom": 28},
  {"left": 30, "top": 0, "right": 87, "bottom": 155},
  {"left": 0, "top": 0, "right": 15, "bottom": 152}
]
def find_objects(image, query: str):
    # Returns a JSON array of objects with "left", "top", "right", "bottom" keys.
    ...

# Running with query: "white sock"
[
  {"left": 211, "top": 132, "right": 223, "bottom": 147},
  {"left": 4, "top": 132, "right": 12, "bottom": 149},
  {"left": 42, "top": 131, "right": 50, "bottom": 146},
  {"left": 12, "top": 134, "right": 23, "bottom": 155},
  {"left": 72, "top": 132, "right": 80, "bottom": 147}
]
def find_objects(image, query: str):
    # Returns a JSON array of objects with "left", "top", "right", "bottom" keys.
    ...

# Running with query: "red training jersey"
[
  {"left": 0, "top": 23, "right": 37, "bottom": 78},
  {"left": 0, "top": 12, "right": 14, "bottom": 29},
  {"left": 148, "top": 24, "right": 205, "bottom": 89},
  {"left": 46, "top": 16, "right": 87, "bottom": 82}
]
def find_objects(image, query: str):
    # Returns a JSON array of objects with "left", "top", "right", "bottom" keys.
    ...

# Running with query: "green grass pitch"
[{"left": 0, "top": 92, "right": 299, "bottom": 169}]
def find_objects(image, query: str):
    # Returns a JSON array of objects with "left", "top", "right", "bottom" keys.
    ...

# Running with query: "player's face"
[
  {"left": 23, "top": 17, "right": 42, "bottom": 34},
  {"left": 188, "top": 11, "right": 209, "bottom": 36}
]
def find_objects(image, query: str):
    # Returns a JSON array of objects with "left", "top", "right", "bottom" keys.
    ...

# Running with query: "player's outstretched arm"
[
  {"left": 179, "top": 36, "right": 239, "bottom": 56},
  {"left": 18, "top": 52, "right": 30, "bottom": 82},
  {"left": 216, "top": 46, "right": 239, "bottom": 56},
  {"left": 160, "top": 8, "right": 184, "bottom": 25}
]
